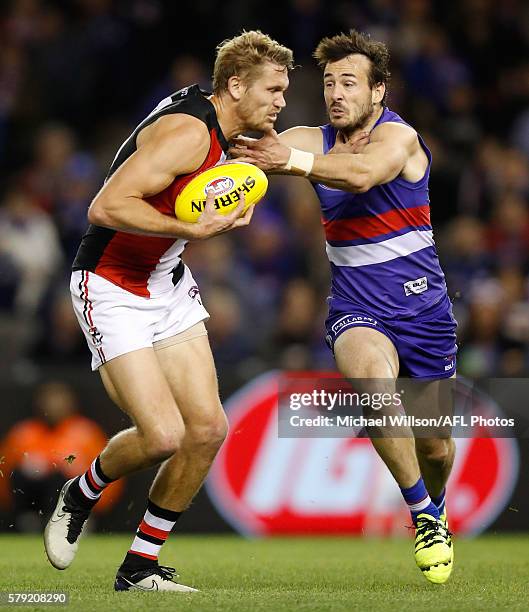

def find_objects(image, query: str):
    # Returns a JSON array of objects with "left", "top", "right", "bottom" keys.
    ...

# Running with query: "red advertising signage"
[{"left": 207, "top": 372, "right": 519, "bottom": 536}]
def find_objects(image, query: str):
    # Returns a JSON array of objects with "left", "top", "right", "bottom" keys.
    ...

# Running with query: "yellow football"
[{"left": 175, "top": 162, "right": 268, "bottom": 223}]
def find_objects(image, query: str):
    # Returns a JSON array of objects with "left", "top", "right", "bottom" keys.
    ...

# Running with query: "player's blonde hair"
[{"left": 213, "top": 30, "right": 294, "bottom": 94}]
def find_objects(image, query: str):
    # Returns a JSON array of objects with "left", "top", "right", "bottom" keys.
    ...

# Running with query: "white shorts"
[{"left": 70, "top": 265, "right": 209, "bottom": 370}]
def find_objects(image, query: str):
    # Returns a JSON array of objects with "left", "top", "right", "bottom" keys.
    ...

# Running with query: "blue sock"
[
  {"left": 400, "top": 477, "right": 440, "bottom": 525},
  {"left": 431, "top": 488, "right": 446, "bottom": 516}
]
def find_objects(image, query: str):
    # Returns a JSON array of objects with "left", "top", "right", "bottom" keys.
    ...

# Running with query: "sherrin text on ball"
[{"left": 175, "top": 162, "right": 268, "bottom": 223}]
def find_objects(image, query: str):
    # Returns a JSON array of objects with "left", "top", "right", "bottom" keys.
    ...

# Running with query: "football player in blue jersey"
[{"left": 231, "top": 29, "right": 456, "bottom": 584}]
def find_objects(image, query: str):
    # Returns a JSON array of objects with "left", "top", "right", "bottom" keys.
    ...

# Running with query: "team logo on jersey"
[
  {"left": 206, "top": 372, "right": 519, "bottom": 536},
  {"left": 205, "top": 177, "right": 235, "bottom": 197}
]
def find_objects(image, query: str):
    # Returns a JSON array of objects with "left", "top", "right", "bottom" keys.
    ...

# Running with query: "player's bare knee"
[
  {"left": 142, "top": 429, "right": 184, "bottom": 463},
  {"left": 144, "top": 438, "right": 180, "bottom": 463},
  {"left": 185, "top": 411, "right": 228, "bottom": 454},
  {"left": 416, "top": 438, "right": 451, "bottom": 466}
]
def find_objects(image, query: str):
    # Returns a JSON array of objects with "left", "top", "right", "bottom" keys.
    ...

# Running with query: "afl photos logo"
[{"left": 206, "top": 372, "right": 519, "bottom": 536}]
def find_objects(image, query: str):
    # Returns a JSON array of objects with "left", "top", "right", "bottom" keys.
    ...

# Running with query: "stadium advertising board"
[{"left": 207, "top": 372, "right": 519, "bottom": 536}]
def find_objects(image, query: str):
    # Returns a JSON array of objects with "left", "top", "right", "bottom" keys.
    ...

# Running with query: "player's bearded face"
[
  {"left": 323, "top": 55, "right": 380, "bottom": 132},
  {"left": 238, "top": 63, "right": 289, "bottom": 131}
]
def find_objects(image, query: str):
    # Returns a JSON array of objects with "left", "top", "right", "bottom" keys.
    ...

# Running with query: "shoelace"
[
  {"left": 407, "top": 519, "right": 452, "bottom": 536},
  {"left": 62, "top": 501, "right": 90, "bottom": 544},
  {"left": 150, "top": 565, "right": 177, "bottom": 581},
  {"left": 415, "top": 517, "right": 444, "bottom": 544}
]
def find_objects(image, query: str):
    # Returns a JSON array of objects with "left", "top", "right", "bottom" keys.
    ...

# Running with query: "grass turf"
[{"left": 0, "top": 534, "right": 528, "bottom": 611}]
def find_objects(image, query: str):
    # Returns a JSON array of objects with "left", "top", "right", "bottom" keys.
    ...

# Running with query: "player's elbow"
[
  {"left": 87, "top": 197, "right": 113, "bottom": 227},
  {"left": 346, "top": 168, "right": 372, "bottom": 193}
]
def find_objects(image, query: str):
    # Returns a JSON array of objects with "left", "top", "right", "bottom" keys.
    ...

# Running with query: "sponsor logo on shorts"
[
  {"left": 331, "top": 314, "right": 378, "bottom": 334},
  {"left": 403, "top": 276, "right": 428, "bottom": 296},
  {"left": 444, "top": 354, "right": 455, "bottom": 371}
]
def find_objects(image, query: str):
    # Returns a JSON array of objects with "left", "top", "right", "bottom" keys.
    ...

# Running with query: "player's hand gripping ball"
[{"left": 175, "top": 162, "right": 268, "bottom": 223}]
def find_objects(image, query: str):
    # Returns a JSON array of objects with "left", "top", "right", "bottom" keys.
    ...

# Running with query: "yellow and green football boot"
[
  {"left": 440, "top": 506, "right": 454, "bottom": 565},
  {"left": 414, "top": 513, "right": 453, "bottom": 584}
]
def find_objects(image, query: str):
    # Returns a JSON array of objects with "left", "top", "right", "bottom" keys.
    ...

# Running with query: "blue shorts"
[{"left": 325, "top": 295, "right": 458, "bottom": 380}]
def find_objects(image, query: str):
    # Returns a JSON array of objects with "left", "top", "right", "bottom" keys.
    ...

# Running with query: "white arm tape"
[{"left": 284, "top": 148, "right": 315, "bottom": 176}]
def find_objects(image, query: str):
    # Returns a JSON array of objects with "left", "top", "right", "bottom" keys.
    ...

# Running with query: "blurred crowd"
[{"left": 2, "top": 0, "right": 529, "bottom": 389}]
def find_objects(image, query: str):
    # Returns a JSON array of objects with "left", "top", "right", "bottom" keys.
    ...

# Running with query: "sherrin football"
[{"left": 175, "top": 162, "right": 268, "bottom": 223}]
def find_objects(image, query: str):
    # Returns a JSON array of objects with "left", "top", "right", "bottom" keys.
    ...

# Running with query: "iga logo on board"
[{"left": 206, "top": 372, "right": 519, "bottom": 536}]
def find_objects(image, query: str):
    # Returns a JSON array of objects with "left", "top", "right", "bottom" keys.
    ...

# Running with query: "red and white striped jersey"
[{"left": 72, "top": 85, "right": 228, "bottom": 297}]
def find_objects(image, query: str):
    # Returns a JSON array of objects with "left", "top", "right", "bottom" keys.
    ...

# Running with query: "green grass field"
[{"left": 0, "top": 534, "right": 528, "bottom": 611}]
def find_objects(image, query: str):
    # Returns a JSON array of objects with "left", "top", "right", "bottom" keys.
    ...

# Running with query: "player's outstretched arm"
[
  {"left": 230, "top": 127, "right": 322, "bottom": 172},
  {"left": 88, "top": 115, "right": 248, "bottom": 240},
  {"left": 308, "top": 123, "right": 416, "bottom": 191},
  {"left": 230, "top": 122, "right": 416, "bottom": 192}
]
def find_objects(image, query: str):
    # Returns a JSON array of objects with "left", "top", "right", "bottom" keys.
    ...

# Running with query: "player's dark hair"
[
  {"left": 213, "top": 30, "right": 294, "bottom": 94},
  {"left": 314, "top": 30, "right": 390, "bottom": 105}
]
